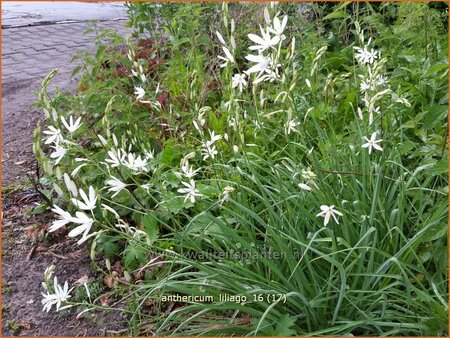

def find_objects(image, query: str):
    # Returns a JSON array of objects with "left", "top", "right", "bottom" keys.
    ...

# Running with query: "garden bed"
[{"left": 4, "top": 2, "right": 449, "bottom": 336}]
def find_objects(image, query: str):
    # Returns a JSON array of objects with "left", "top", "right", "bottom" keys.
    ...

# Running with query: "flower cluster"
[
  {"left": 353, "top": 23, "right": 386, "bottom": 156},
  {"left": 127, "top": 43, "right": 162, "bottom": 109},
  {"left": 201, "top": 130, "right": 222, "bottom": 161},
  {"left": 43, "top": 114, "right": 83, "bottom": 165},
  {"left": 41, "top": 266, "right": 73, "bottom": 313},
  {"left": 244, "top": 8, "right": 287, "bottom": 84},
  {"left": 49, "top": 186, "right": 97, "bottom": 245}
]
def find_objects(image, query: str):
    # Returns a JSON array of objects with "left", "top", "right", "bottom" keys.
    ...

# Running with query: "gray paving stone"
[
  {"left": 2, "top": 19, "right": 133, "bottom": 184},
  {"left": 2, "top": 20, "right": 131, "bottom": 81}
]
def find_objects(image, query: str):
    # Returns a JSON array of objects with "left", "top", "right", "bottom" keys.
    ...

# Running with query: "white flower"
[
  {"left": 144, "top": 149, "right": 154, "bottom": 160},
  {"left": 192, "top": 111, "right": 206, "bottom": 134},
  {"left": 368, "top": 106, "right": 381, "bottom": 126},
  {"left": 132, "top": 69, "right": 147, "bottom": 83},
  {"left": 71, "top": 186, "right": 97, "bottom": 211},
  {"left": 208, "top": 130, "right": 222, "bottom": 144},
  {"left": 253, "top": 72, "right": 278, "bottom": 84},
  {"left": 357, "top": 107, "right": 363, "bottom": 120},
  {"left": 245, "top": 54, "right": 271, "bottom": 74},
  {"left": 316, "top": 205, "right": 343, "bottom": 226},
  {"left": 60, "top": 115, "right": 82, "bottom": 133},
  {"left": 354, "top": 46, "right": 378, "bottom": 65},
  {"left": 122, "top": 153, "right": 149, "bottom": 173},
  {"left": 248, "top": 27, "right": 280, "bottom": 52},
  {"left": 50, "top": 145, "right": 67, "bottom": 165},
  {"left": 201, "top": 142, "right": 218, "bottom": 161},
  {"left": 360, "top": 80, "right": 371, "bottom": 93},
  {"left": 232, "top": 73, "right": 247, "bottom": 92},
  {"left": 68, "top": 212, "right": 94, "bottom": 245},
  {"left": 376, "top": 75, "right": 387, "bottom": 86},
  {"left": 245, "top": 54, "right": 280, "bottom": 83},
  {"left": 361, "top": 132, "right": 383, "bottom": 155},
  {"left": 43, "top": 126, "right": 63, "bottom": 145},
  {"left": 49, "top": 205, "right": 73, "bottom": 232},
  {"left": 63, "top": 173, "right": 78, "bottom": 197},
  {"left": 218, "top": 46, "right": 235, "bottom": 68},
  {"left": 41, "top": 277, "right": 72, "bottom": 312},
  {"left": 105, "top": 148, "right": 126, "bottom": 167},
  {"left": 298, "top": 183, "right": 312, "bottom": 191},
  {"left": 268, "top": 15, "right": 288, "bottom": 40},
  {"left": 285, "top": 118, "right": 299, "bottom": 135},
  {"left": 175, "top": 161, "right": 200, "bottom": 180},
  {"left": 200, "top": 131, "right": 221, "bottom": 161},
  {"left": 197, "top": 112, "right": 206, "bottom": 127},
  {"left": 134, "top": 86, "right": 145, "bottom": 101},
  {"left": 177, "top": 180, "right": 203, "bottom": 204},
  {"left": 106, "top": 176, "right": 128, "bottom": 198}
]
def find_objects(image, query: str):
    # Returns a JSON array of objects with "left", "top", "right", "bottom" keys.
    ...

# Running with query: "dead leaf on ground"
[
  {"left": 143, "top": 298, "right": 156, "bottom": 308},
  {"left": 100, "top": 295, "right": 110, "bottom": 307},
  {"left": 23, "top": 223, "right": 47, "bottom": 240},
  {"left": 74, "top": 275, "right": 89, "bottom": 286},
  {"left": 103, "top": 274, "right": 117, "bottom": 289},
  {"left": 18, "top": 320, "right": 32, "bottom": 330}
]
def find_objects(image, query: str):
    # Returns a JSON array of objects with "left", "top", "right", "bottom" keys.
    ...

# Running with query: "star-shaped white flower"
[
  {"left": 354, "top": 46, "right": 379, "bottom": 65},
  {"left": 316, "top": 205, "right": 343, "bottom": 226},
  {"left": 201, "top": 141, "right": 218, "bottom": 160},
  {"left": 71, "top": 186, "right": 97, "bottom": 211},
  {"left": 61, "top": 115, "right": 82, "bottom": 133},
  {"left": 208, "top": 130, "right": 222, "bottom": 144},
  {"left": 41, "top": 276, "right": 72, "bottom": 312},
  {"left": 285, "top": 118, "right": 299, "bottom": 135},
  {"left": 105, "top": 148, "right": 126, "bottom": 167},
  {"left": 268, "top": 15, "right": 288, "bottom": 40},
  {"left": 232, "top": 73, "right": 247, "bottom": 92},
  {"left": 175, "top": 161, "right": 200, "bottom": 180},
  {"left": 69, "top": 211, "right": 95, "bottom": 244},
  {"left": 134, "top": 86, "right": 145, "bottom": 101},
  {"left": 49, "top": 145, "right": 67, "bottom": 165},
  {"left": 49, "top": 205, "right": 73, "bottom": 232},
  {"left": 43, "top": 126, "right": 63, "bottom": 145},
  {"left": 360, "top": 81, "right": 371, "bottom": 93},
  {"left": 106, "top": 176, "right": 128, "bottom": 198},
  {"left": 361, "top": 132, "right": 383, "bottom": 155},
  {"left": 248, "top": 27, "right": 280, "bottom": 52},
  {"left": 122, "top": 153, "right": 149, "bottom": 173},
  {"left": 245, "top": 54, "right": 271, "bottom": 75},
  {"left": 177, "top": 180, "right": 203, "bottom": 204}
]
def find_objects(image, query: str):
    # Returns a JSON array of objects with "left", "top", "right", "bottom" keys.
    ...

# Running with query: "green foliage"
[{"left": 35, "top": 2, "right": 447, "bottom": 336}]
